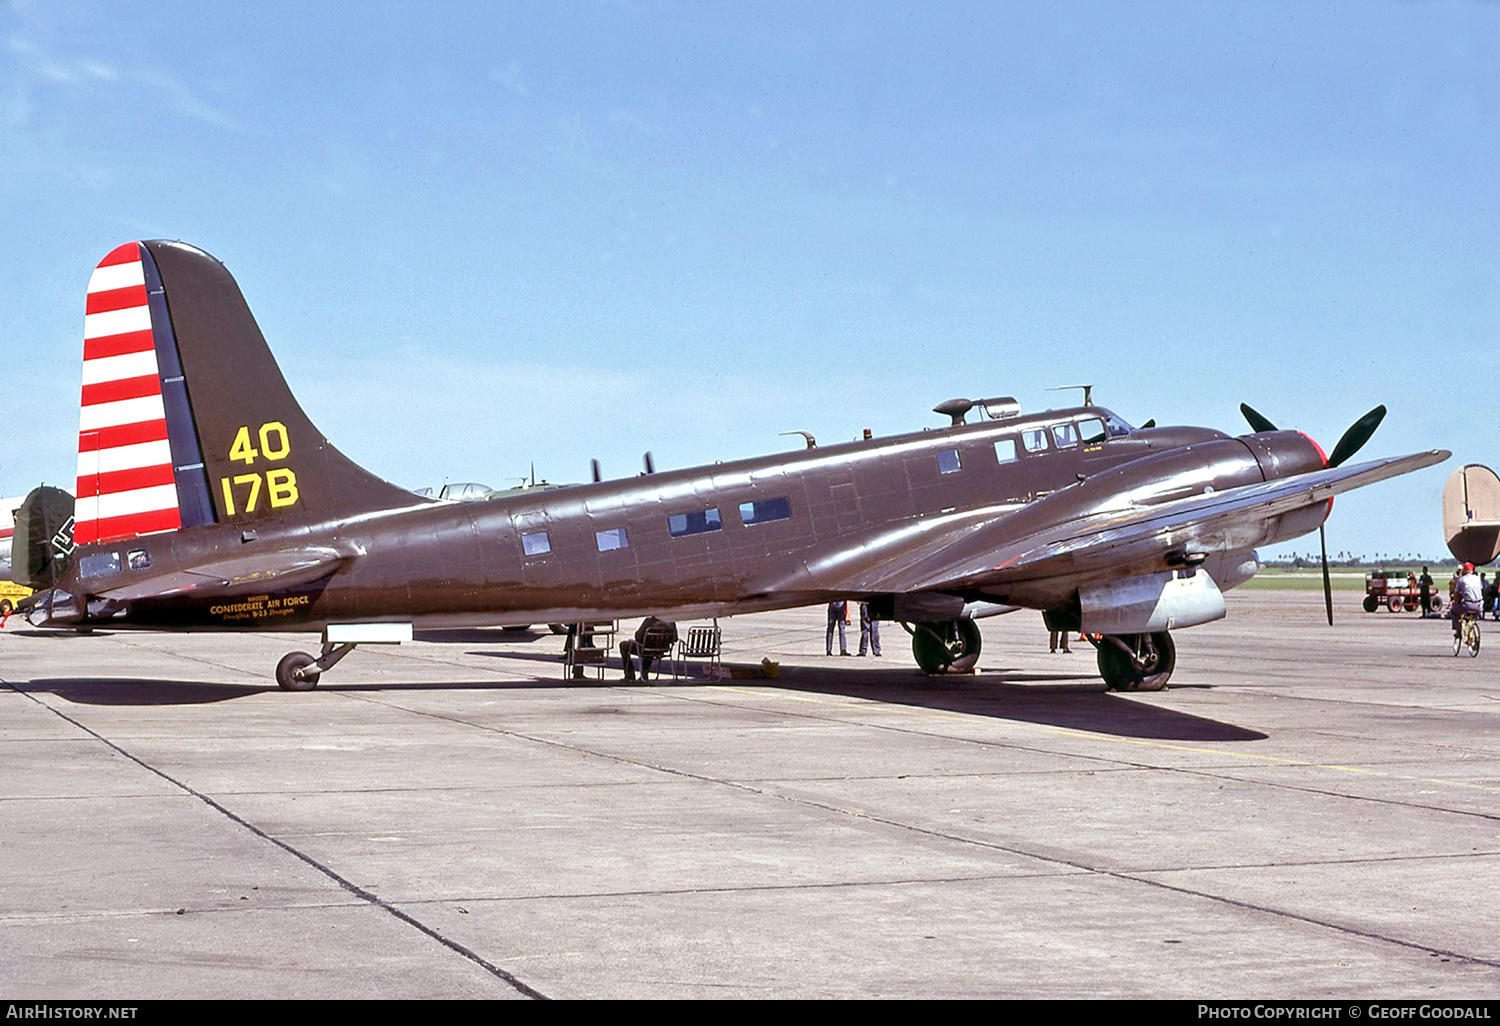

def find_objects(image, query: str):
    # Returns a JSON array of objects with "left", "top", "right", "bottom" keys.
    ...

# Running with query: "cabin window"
[
  {"left": 936, "top": 449, "right": 962, "bottom": 475},
  {"left": 79, "top": 552, "right": 121, "bottom": 578},
  {"left": 1077, "top": 418, "right": 1106, "bottom": 444},
  {"left": 739, "top": 497, "right": 792, "bottom": 526},
  {"left": 669, "top": 507, "right": 722, "bottom": 537},
  {"left": 595, "top": 527, "right": 629, "bottom": 552},
  {"left": 994, "top": 438, "right": 1018, "bottom": 463},
  {"left": 127, "top": 548, "right": 151, "bottom": 570},
  {"left": 1052, "top": 422, "right": 1079, "bottom": 448},
  {"left": 521, "top": 531, "right": 551, "bottom": 557},
  {"left": 1022, "top": 428, "right": 1049, "bottom": 453}
]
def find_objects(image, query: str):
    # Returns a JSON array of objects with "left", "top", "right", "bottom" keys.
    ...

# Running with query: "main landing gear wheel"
[
  {"left": 1096, "top": 631, "right": 1176, "bottom": 692},
  {"left": 276, "top": 651, "right": 320, "bottom": 691},
  {"left": 911, "top": 618, "right": 982, "bottom": 674}
]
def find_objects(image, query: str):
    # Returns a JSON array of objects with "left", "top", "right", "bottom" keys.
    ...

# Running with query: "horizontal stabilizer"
[{"left": 96, "top": 547, "right": 347, "bottom": 601}]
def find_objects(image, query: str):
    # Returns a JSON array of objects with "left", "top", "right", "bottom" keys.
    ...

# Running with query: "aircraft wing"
[
  {"left": 766, "top": 450, "right": 1449, "bottom": 599},
  {"left": 94, "top": 547, "right": 349, "bottom": 602}
]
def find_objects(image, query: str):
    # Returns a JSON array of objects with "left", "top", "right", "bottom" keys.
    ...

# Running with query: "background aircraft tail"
[{"left": 75, "top": 241, "right": 423, "bottom": 546}]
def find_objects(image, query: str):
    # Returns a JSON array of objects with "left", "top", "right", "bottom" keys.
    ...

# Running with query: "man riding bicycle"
[{"left": 1451, "top": 562, "right": 1484, "bottom": 638}]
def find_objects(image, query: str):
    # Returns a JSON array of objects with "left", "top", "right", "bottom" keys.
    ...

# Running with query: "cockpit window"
[
  {"left": 1077, "top": 418, "right": 1106, "bottom": 444},
  {"left": 1052, "top": 422, "right": 1079, "bottom": 448},
  {"left": 1103, "top": 412, "right": 1132, "bottom": 437}
]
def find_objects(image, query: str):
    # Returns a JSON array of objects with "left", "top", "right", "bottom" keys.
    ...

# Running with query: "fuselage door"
[{"left": 510, "top": 509, "right": 555, "bottom": 585}]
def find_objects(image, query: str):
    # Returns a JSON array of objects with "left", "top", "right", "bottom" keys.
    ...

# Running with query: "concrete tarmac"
[{"left": 2, "top": 591, "right": 1498, "bottom": 999}]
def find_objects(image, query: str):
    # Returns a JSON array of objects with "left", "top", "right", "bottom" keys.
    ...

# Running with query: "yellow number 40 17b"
[{"left": 228, "top": 422, "right": 292, "bottom": 465}]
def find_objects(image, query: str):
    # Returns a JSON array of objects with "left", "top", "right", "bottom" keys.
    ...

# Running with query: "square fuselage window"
[
  {"left": 668, "top": 508, "right": 723, "bottom": 537},
  {"left": 994, "top": 438, "right": 1018, "bottom": 463},
  {"left": 521, "top": 531, "right": 551, "bottom": 557},
  {"left": 1052, "top": 422, "right": 1079, "bottom": 448},
  {"left": 937, "top": 449, "right": 962, "bottom": 474},
  {"left": 739, "top": 497, "right": 792, "bottom": 526},
  {"left": 1022, "top": 428, "right": 1049, "bottom": 453},
  {"left": 595, "top": 527, "right": 629, "bottom": 552}
]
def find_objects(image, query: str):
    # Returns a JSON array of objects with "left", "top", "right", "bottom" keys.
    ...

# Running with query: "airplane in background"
[
  {"left": 1443, "top": 464, "right": 1500, "bottom": 566},
  {"left": 15, "top": 240, "right": 1447, "bottom": 691}
]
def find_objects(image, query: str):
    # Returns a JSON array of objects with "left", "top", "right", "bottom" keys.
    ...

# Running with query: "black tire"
[
  {"left": 1362, "top": 595, "right": 1379, "bottom": 613},
  {"left": 0, "top": 599, "right": 11, "bottom": 616},
  {"left": 1430, "top": 595, "right": 1444, "bottom": 615},
  {"left": 276, "top": 651, "right": 320, "bottom": 691},
  {"left": 501, "top": 624, "right": 532, "bottom": 633},
  {"left": 910, "top": 618, "right": 982, "bottom": 674},
  {"left": 1387, "top": 596, "right": 1403, "bottom": 612},
  {"left": 1097, "top": 632, "right": 1176, "bottom": 692}
]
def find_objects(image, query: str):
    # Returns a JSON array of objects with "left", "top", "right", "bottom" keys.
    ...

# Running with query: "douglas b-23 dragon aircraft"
[{"left": 15, "top": 241, "right": 1448, "bottom": 692}]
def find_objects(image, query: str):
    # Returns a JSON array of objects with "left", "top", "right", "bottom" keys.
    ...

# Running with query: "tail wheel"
[
  {"left": 911, "top": 618, "right": 982, "bottom": 674},
  {"left": 1097, "top": 632, "right": 1176, "bottom": 692},
  {"left": 276, "top": 651, "right": 320, "bottom": 691}
]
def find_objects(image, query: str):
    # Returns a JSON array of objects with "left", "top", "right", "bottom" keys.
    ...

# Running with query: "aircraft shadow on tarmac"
[
  {"left": 18, "top": 651, "right": 1265, "bottom": 742},
  {"left": 21, "top": 678, "right": 264, "bottom": 705},
  {"left": 461, "top": 647, "right": 1267, "bottom": 742}
]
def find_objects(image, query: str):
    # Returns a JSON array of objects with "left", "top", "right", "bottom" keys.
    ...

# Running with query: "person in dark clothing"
[
  {"left": 1419, "top": 566, "right": 1433, "bottom": 617},
  {"left": 827, "top": 600, "right": 850, "bottom": 656},
  {"left": 620, "top": 616, "right": 677, "bottom": 681},
  {"left": 858, "top": 601, "right": 881, "bottom": 656}
]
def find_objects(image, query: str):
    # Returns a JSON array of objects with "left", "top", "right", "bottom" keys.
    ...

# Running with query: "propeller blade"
[
  {"left": 1325, "top": 405, "right": 1387, "bottom": 468},
  {"left": 1320, "top": 524, "right": 1334, "bottom": 626},
  {"left": 1240, "top": 403, "right": 1278, "bottom": 433}
]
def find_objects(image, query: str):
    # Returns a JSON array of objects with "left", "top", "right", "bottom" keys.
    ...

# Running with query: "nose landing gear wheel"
[
  {"left": 1097, "top": 631, "right": 1176, "bottom": 692},
  {"left": 276, "top": 651, "right": 320, "bottom": 691}
]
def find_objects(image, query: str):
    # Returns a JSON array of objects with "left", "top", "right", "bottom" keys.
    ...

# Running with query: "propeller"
[{"left": 1238, "top": 403, "right": 1389, "bottom": 625}]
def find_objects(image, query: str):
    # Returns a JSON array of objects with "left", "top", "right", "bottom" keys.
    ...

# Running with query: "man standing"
[
  {"left": 857, "top": 601, "right": 881, "bottom": 657},
  {"left": 1419, "top": 566, "right": 1433, "bottom": 618},
  {"left": 826, "top": 600, "right": 849, "bottom": 656}
]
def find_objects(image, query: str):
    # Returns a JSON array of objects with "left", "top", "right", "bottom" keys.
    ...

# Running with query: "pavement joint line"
[
  {"left": 330, "top": 686, "right": 1500, "bottom": 970},
  {"left": 0, "top": 677, "right": 550, "bottom": 1001}
]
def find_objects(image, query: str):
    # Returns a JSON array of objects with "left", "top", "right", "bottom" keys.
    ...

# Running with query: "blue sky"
[{"left": 3, "top": 1, "right": 1495, "bottom": 561}]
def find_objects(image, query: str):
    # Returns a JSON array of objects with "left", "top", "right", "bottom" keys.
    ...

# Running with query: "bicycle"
[{"left": 1454, "top": 613, "right": 1481, "bottom": 658}]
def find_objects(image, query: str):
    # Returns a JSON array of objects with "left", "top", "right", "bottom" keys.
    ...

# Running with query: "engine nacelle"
[{"left": 1079, "top": 569, "right": 1226, "bottom": 635}]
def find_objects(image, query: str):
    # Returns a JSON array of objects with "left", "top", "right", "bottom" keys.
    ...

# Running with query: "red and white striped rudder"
[{"left": 74, "top": 242, "right": 181, "bottom": 546}]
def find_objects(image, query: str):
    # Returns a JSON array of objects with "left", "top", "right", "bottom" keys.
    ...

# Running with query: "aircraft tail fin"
[
  {"left": 1443, "top": 464, "right": 1500, "bottom": 566},
  {"left": 75, "top": 241, "right": 424, "bottom": 546}
]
